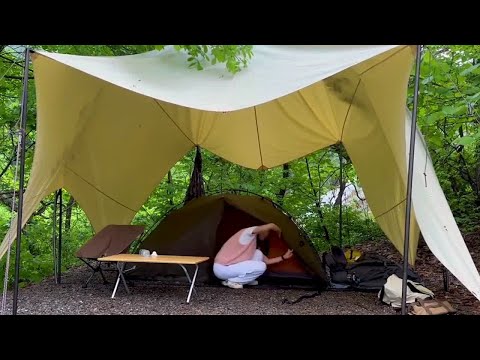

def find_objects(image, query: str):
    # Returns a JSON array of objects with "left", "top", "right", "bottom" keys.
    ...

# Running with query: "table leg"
[
  {"left": 112, "top": 262, "right": 130, "bottom": 298},
  {"left": 186, "top": 264, "right": 199, "bottom": 304},
  {"left": 178, "top": 264, "right": 198, "bottom": 297}
]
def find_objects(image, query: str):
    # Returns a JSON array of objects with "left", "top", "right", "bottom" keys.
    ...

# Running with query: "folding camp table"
[
  {"left": 97, "top": 254, "right": 210, "bottom": 303},
  {"left": 75, "top": 225, "right": 145, "bottom": 287}
]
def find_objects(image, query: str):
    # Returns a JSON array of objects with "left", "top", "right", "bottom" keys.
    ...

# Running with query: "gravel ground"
[
  {"left": 5, "top": 233, "right": 479, "bottom": 315},
  {"left": 3, "top": 265, "right": 398, "bottom": 315}
]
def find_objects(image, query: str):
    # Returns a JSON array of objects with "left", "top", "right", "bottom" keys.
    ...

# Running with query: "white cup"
[{"left": 139, "top": 249, "right": 150, "bottom": 257}]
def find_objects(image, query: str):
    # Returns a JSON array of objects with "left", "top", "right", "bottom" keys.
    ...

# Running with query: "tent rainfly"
[{"left": 1, "top": 45, "right": 480, "bottom": 302}]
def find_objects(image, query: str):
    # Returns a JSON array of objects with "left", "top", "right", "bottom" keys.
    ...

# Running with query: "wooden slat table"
[{"left": 98, "top": 254, "right": 210, "bottom": 303}]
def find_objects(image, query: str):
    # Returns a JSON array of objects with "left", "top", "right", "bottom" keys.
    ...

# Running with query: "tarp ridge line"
[
  {"left": 64, "top": 166, "right": 137, "bottom": 213},
  {"left": 153, "top": 99, "right": 196, "bottom": 146},
  {"left": 340, "top": 79, "right": 362, "bottom": 142},
  {"left": 374, "top": 198, "right": 406, "bottom": 220},
  {"left": 358, "top": 46, "right": 408, "bottom": 76},
  {"left": 253, "top": 106, "right": 264, "bottom": 167}
]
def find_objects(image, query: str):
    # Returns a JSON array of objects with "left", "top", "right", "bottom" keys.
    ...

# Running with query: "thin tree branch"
[
  {"left": 4, "top": 75, "right": 34, "bottom": 80},
  {"left": 0, "top": 53, "right": 34, "bottom": 73},
  {"left": 305, "top": 157, "right": 330, "bottom": 242},
  {"left": 0, "top": 140, "right": 36, "bottom": 180}
]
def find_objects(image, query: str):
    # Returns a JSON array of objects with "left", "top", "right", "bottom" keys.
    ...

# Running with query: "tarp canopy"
[{"left": 1, "top": 45, "right": 479, "bottom": 300}]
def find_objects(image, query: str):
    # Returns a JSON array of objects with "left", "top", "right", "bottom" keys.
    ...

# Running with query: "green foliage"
[
  {"left": 155, "top": 45, "right": 254, "bottom": 74},
  {"left": 411, "top": 45, "right": 480, "bottom": 233},
  {"left": 0, "top": 191, "right": 93, "bottom": 290}
]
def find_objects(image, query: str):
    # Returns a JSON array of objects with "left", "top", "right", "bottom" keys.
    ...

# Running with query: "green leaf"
[
  {"left": 425, "top": 111, "right": 444, "bottom": 124},
  {"left": 460, "top": 63, "right": 480, "bottom": 76},
  {"left": 468, "top": 91, "right": 480, "bottom": 103},
  {"left": 422, "top": 75, "right": 434, "bottom": 85},
  {"left": 454, "top": 136, "right": 476, "bottom": 146},
  {"left": 429, "top": 135, "right": 443, "bottom": 148},
  {"left": 442, "top": 105, "right": 466, "bottom": 115}
]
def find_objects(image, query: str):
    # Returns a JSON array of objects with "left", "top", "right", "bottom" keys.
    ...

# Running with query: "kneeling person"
[{"left": 213, "top": 223, "right": 293, "bottom": 289}]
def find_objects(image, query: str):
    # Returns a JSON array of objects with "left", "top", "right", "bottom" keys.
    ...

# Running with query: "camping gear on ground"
[
  {"left": 344, "top": 248, "right": 364, "bottom": 263},
  {"left": 378, "top": 274, "right": 434, "bottom": 308},
  {"left": 409, "top": 298, "right": 456, "bottom": 315},
  {"left": 75, "top": 224, "right": 145, "bottom": 287},
  {"left": 323, "top": 246, "right": 422, "bottom": 291},
  {"left": 129, "top": 193, "right": 327, "bottom": 288}
]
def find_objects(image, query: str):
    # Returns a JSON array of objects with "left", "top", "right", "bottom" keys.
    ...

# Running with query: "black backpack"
[{"left": 322, "top": 245, "right": 347, "bottom": 272}]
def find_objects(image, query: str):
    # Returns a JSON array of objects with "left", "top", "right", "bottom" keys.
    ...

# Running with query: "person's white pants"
[{"left": 213, "top": 250, "right": 266, "bottom": 284}]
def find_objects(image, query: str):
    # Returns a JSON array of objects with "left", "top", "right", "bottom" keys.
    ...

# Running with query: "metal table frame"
[{"left": 112, "top": 261, "right": 200, "bottom": 303}]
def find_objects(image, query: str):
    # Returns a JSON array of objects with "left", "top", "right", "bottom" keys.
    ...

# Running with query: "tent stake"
[
  {"left": 401, "top": 45, "right": 423, "bottom": 315},
  {"left": 12, "top": 47, "right": 31, "bottom": 315}
]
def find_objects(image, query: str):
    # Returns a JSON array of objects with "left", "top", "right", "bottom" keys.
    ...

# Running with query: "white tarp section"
[
  {"left": 36, "top": 45, "right": 399, "bottom": 112},
  {"left": 407, "top": 111, "right": 480, "bottom": 299}
]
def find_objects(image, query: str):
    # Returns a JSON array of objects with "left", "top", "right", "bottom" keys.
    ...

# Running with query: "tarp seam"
[
  {"left": 297, "top": 89, "right": 338, "bottom": 141},
  {"left": 153, "top": 99, "right": 196, "bottom": 145},
  {"left": 374, "top": 198, "right": 406, "bottom": 220},
  {"left": 340, "top": 79, "right": 362, "bottom": 142},
  {"left": 253, "top": 106, "right": 264, "bottom": 167},
  {"left": 359, "top": 46, "right": 408, "bottom": 76},
  {"left": 64, "top": 166, "right": 136, "bottom": 213}
]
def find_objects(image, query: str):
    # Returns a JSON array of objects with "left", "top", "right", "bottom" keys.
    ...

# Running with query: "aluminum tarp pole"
[
  {"left": 339, "top": 153, "right": 343, "bottom": 248},
  {"left": 57, "top": 189, "right": 63, "bottom": 284},
  {"left": 401, "top": 45, "right": 423, "bottom": 315},
  {"left": 12, "top": 47, "right": 31, "bottom": 315},
  {"left": 52, "top": 190, "right": 58, "bottom": 280}
]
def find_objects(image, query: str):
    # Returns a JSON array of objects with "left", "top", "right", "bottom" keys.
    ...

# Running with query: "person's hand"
[
  {"left": 267, "top": 223, "right": 281, "bottom": 236},
  {"left": 283, "top": 249, "right": 294, "bottom": 260}
]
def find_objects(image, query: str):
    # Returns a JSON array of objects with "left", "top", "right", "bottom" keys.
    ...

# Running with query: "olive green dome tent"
[{"left": 132, "top": 193, "right": 327, "bottom": 286}]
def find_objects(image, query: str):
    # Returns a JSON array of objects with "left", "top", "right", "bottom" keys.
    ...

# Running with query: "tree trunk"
[
  {"left": 167, "top": 170, "right": 174, "bottom": 206},
  {"left": 276, "top": 163, "right": 290, "bottom": 205},
  {"left": 457, "top": 125, "right": 478, "bottom": 195},
  {"left": 305, "top": 158, "right": 331, "bottom": 242},
  {"left": 334, "top": 151, "right": 346, "bottom": 206},
  {"left": 184, "top": 146, "right": 205, "bottom": 204}
]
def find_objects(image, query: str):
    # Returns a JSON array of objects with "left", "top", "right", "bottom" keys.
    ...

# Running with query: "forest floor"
[{"left": 3, "top": 232, "right": 479, "bottom": 315}]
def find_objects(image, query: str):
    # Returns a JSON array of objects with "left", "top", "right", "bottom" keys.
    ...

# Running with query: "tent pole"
[
  {"left": 12, "top": 47, "right": 31, "bottom": 315},
  {"left": 401, "top": 45, "right": 423, "bottom": 315},
  {"left": 443, "top": 267, "right": 450, "bottom": 292},
  {"left": 52, "top": 190, "right": 58, "bottom": 280},
  {"left": 339, "top": 153, "right": 343, "bottom": 248},
  {"left": 56, "top": 188, "right": 63, "bottom": 284}
]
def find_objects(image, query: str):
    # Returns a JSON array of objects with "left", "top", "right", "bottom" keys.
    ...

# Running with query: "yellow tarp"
[{"left": 0, "top": 45, "right": 419, "bottom": 264}]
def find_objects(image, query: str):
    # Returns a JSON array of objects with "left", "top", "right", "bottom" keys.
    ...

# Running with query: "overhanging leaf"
[
  {"left": 426, "top": 111, "right": 444, "bottom": 124},
  {"left": 442, "top": 105, "right": 467, "bottom": 115},
  {"left": 454, "top": 136, "right": 476, "bottom": 146},
  {"left": 460, "top": 63, "right": 480, "bottom": 76}
]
